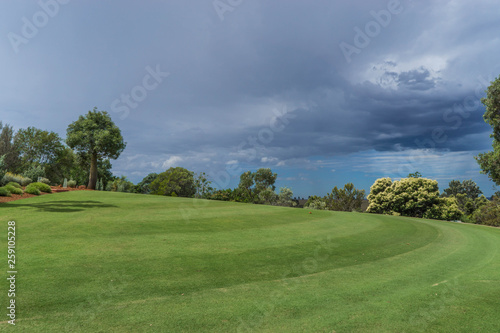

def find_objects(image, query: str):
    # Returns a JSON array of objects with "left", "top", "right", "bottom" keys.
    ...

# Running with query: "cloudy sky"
[{"left": 1, "top": 0, "right": 499, "bottom": 197}]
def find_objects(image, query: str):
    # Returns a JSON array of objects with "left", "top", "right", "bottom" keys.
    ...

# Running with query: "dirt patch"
[{"left": 0, "top": 186, "right": 92, "bottom": 204}]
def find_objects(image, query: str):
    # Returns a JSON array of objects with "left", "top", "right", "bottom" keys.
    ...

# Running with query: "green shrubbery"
[
  {"left": 22, "top": 165, "right": 46, "bottom": 182},
  {"left": 67, "top": 180, "right": 77, "bottom": 188},
  {"left": 25, "top": 184, "right": 41, "bottom": 195},
  {"left": 472, "top": 199, "right": 500, "bottom": 227},
  {"left": 4, "top": 184, "right": 23, "bottom": 195},
  {"left": 366, "top": 177, "right": 461, "bottom": 220},
  {"left": 6, "top": 182, "right": 21, "bottom": 189},
  {"left": 39, "top": 177, "right": 51, "bottom": 185},
  {"left": 0, "top": 187, "right": 12, "bottom": 197},
  {"left": 28, "top": 182, "right": 52, "bottom": 193},
  {"left": 2, "top": 172, "right": 32, "bottom": 186},
  {"left": 106, "top": 176, "right": 134, "bottom": 193}
]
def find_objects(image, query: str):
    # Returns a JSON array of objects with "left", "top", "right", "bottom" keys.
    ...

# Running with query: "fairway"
[{"left": 1, "top": 191, "right": 500, "bottom": 332}]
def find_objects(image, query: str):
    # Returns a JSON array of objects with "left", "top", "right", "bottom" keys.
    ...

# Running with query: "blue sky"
[{"left": 1, "top": 0, "right": 499, "bottom": 198}]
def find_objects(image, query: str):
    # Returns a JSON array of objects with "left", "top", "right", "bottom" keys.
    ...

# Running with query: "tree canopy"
[
  {"left": 476, "top": 75, "right": 500, "bottom": 185},
  {"left": 66, "top": 108, "right": 126, "bottom": 189}
]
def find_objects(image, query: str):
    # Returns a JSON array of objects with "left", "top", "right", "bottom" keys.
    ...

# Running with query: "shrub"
[
  {"left": 6, "top": 182, "right": 21, "bottom": 189},
  {"left": 367, "top": 177, "right": 441, "bottom": 218},
  {"left": 4, "top": 185, "right": 23, "bottom": 195},
  {"left": 39, "top": 177, "right": 51, "bottom": 185},
  {"left": 29, "top": 182, "right": 52, "bottom": 193},
  {"left": 0, "top": 187, "right": 12, "bottom": 197},
  {"left": 304, "top": 196, "right": 327, "bottom": 210},
  {"left": 325, "top": 183, "right": 365, "bottom": 212},
  {"left": 21, "top": 177, "right": 32, "bottom": 186},
  {"left": 25, "top": 184, "right": 40, "bottom": 195},
  {"left": 22, "top": 165, "right": 45, "bottom": 182},
  {"left": 67, "top": 180, "right": 77, "bottom": 188},
  {"left": 2, "top": 172, "right": 23, "bottom": 186},
  {"left": 472, "top": 198, "right": 500, "bottom": 226},
  {"left": 106, "top": 176, "right": 134, "bottom": 193},
  {"left": 150, "top": 167, "right": 195, "bottom": 197}
]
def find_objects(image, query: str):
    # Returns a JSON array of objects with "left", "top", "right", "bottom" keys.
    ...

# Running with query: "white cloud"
[{"left": 162, "top": 156, "right": 183, "bottom": 169}]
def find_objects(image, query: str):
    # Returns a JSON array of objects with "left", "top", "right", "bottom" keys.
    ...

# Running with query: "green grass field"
[{"left": 1, "top": 191, "right": 499, "bottom": 332}]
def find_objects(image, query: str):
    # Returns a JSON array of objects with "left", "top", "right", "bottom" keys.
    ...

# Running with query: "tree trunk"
[{"left": 88, "top": 153, "right": 98, "bottom": 189}]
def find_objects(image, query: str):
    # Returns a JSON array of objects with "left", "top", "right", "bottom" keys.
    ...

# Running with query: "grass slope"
[{"left": 1, "top": 191, "right": 499, "bottom": 332}]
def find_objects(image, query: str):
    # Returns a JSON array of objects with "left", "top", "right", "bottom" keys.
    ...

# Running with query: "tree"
[
  {"left": 66, "top": 108, "right": 126, "bottom": 189},
  {"left": 304, "top": 195, "right": 326, "bottom": 210},
  {"left": 476, "top": 75, "right": 500, "bottom": 185},
  {"left": 276, "top": 187, "right": 295, "bottom": 207},
  {"left": 150, "top": 167, "right": 196, "bottom": 197},
  {"left": 408, "top": 171, "right": 422, "bottom": 178},
  {"left": 14, "top": 126, "right": 64, "bottom": 173},
  {"left": 194, "top": 172, "right": 214, "bottom": 198},
  {"left": 325, "top": 183, "right": 365, "bottom": 212},
  {"left": 0, "top": 122, "right": 19, "bottom": 172},
  {"left": 135, "top": 173, "right": 158, "bottom": 194},
  {"left": 254, "top": 168, "right": 277, "bottom": 192},
  {"left": 367, "top": 177, "right": 443, "bottom": 218},
  {"left": 442, "top": 179, "right": 482, "bottom": 199},
  {"left": 238, "top": 171, "right": 255, "bottom": 202}
]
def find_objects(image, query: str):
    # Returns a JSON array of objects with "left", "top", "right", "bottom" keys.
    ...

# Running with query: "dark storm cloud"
[{"left": 0, "top": 0, "right": 499, "bottom": 188}]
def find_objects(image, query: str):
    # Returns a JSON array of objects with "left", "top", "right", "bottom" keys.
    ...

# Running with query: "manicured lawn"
[{"left": 1, "top": 191, "right": 500, "bottom": 332}]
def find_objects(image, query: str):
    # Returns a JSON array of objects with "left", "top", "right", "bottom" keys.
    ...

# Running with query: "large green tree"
[
  {"left": 442, "top": 179, "right": 482, "bottom": 199},
  {"left": 66, "top": 108, "right": 126, "bottom": 189},
  {"left": 326, "top": 183, "right": 365, "bottom": 212},
  {"left": 476, "top": 75, "right": 500, "bottom": 185},
  {"left": 367, "top": 177, "right": 448, "bottom": 218},
  {"left": 0, "top": 122, "right": 20, "bottom": 172},
  {"left": 150, "top": 167, "right": 196, "bottom": 197},
  {"left": 14, "top": 126, "right": 63, "bottom": 173}
]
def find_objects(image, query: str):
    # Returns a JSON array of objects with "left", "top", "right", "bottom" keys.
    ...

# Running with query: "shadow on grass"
[{"left": 0, "top": 200, "right": 118, "bottom": 213}]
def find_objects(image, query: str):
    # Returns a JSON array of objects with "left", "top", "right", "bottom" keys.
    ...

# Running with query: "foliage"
[
  {"left": 367, "top": 177, "right": 443, "bottom": 219},
  {"left": 0, "top": 187, "right": 12, "bottom": 197},
  {"left": 408, "top": 171, "right": 422, "bottom": 178},
  {"left": 96, "top": 178, "right": 104, "bottom": 191},
  {"left": 275, "top": 187, "right": 296, "bottom": 207},
  {"left": 365, "top": 178, "right": 393, "bottom": 214},
  {"left": 134, "top": 173, "right": 158, "bottom": 194},
  {"left": 476, "top": 75, "right": 500, "bottom": 185},
  {"left": 257, "top": 187, "right": 278, "bottom": 205},
  {"left": 238, "top": 171, "right": 255, "bottom": 202},
  {"left": 0, "top": 155, "right": 5, "bottom": 183},
  {"left": 106, "top": 176, "right": 134, "bottom": 193},
  {"left": 69, "top": 156, "right": 113, "bottom": 190},
  {"left": 2, "top": 172, "right": 32, "bottom": 186},
  {"left": 66, "top": 108, "right": 126, "bottom": 189},
  {"left": 472, "top": 198, "right": 500, "bottom": 226},
  {"left": 24, "top": 184, "right": 41, "bottom": 195},
  {"left": 325, "top": 183, "right": 365, "bottom": 212},
  {"left": 39, "top": 177, "right": 51, "bottom": 185},
  {"left": 442, "top": 179, "right": 482, "bottom": 199},
  {"left": 14, "top": 127, "right": 64, "bottom": 175},
  {"left": 29, "top": 182, "right": 52, "bottom": 193},
  {"left": 4, "top": 184, "right": 23, "bottom": 195},
  {"left": 6, "top": 182, "right": 21, "bottom": 189},
  {"left": 150, "top": 167, "right": 195, "bottom": 197},
  {"left": 237, "top": 168, "right": 278, "bottom": 202},
  {"left": 304, "top": 195, "right": 327, "bottom": 210},
  {"left": 254, "top": 168, "right": 278, "bottom": 192},
  {"left": 0, "top": 122, "right": 20, "bottom": 172},
  {"left": 21, "top": 165, "right": 46, "bottom": 182},
  {"left": 67, "top": 180, "right": 77, "bottom": 188},
  {"left": 209, "top": 189, "right": 234, "bottom": 201},
  {"left": 423, "top": 197, "right": 463, "bottom": 221},
  {"left": 194, "top": 172, "right": 214, "bottom": 198}
]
